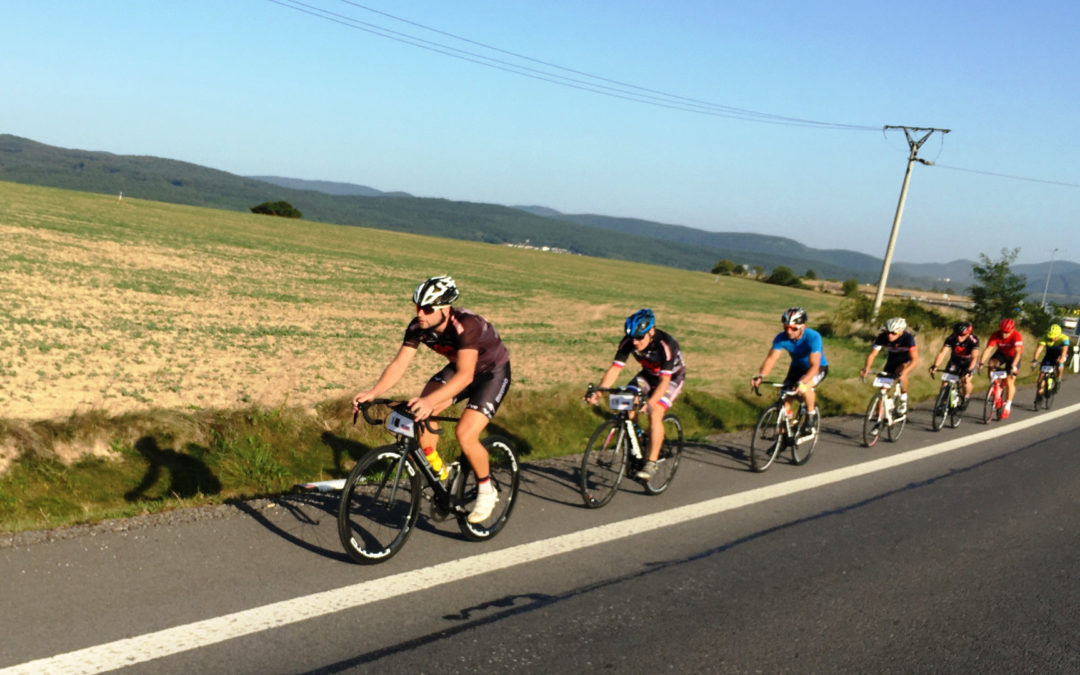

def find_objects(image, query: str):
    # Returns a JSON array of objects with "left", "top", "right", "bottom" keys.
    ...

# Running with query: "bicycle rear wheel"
[
  {"left": 790, "top": 408, "right": 819, "bottom": 465},
  {"left": 931, "top": 386, "right": 949, "bottom": 431},
  {"left": 750, "top": 405, "right": 783, "bottom": 472},
  {"left": 862, "top": 393, "right": 884, "bottom": 448},
  {"left": 580, "top": 419, "right": 628, "bottom": 508},
  {"left": 643, "top": 414, "right": 684, "bottom": 495},
  {"left": 337, "top": 446, "right": 421, "bottom": 564},
  {"left": 457, "top": 435, "right": 520, "bottom": 541}
]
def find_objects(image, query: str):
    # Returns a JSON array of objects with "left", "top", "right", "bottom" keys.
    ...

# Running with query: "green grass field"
[{"left": 0, "top": 180, "right": 946, "bottom": 533}]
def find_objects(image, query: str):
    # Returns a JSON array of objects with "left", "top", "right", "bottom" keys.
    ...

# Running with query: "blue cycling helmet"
[{"left": 625, "top": 309, "right": 656, "bottom": 338}]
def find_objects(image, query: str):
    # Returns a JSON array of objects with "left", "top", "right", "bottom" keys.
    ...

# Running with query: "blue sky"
[{"left": 5, "top": 1, "right": 1078, "bottom": 264}]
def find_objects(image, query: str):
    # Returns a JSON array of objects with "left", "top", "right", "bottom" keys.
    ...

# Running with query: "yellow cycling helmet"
[{"left": 1047, "top": 324, "right": 1062, "bottom": 339}]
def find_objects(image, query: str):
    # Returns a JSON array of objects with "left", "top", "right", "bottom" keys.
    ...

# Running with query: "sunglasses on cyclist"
[
  {"left": 784, "top": 324, "right": 802, "bottom": 331},
  {"left": 416, "top": 304, "right": 441, "bottom": 315}
]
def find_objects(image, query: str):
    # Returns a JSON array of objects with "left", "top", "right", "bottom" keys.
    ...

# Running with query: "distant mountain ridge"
[{"left": 2, "top": 134, "right": 1077, "bottom": 302}]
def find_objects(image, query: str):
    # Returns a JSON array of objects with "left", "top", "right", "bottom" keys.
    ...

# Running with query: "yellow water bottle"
[{"left": 423, "top": 446, "right": 449, "bottom": 481}]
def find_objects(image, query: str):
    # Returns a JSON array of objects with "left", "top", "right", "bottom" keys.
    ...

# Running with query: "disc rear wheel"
[{"left": 457, "top": 435, "right": 520, "bottom": 540}]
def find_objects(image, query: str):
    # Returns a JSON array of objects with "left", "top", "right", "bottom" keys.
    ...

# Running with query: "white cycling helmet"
[
  {"left": 884, "top": 317, "right": 907, "bottom": 333},
  {"left": 413, "top": 275, "right": 459, "bottom": 308}
]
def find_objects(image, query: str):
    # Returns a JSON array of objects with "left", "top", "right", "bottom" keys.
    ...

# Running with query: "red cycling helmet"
[{"left": 999, "top": 318, "right": 1016, "bottom": 333}]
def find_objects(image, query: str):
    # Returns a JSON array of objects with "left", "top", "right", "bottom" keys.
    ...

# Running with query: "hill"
[{"left": 3, "top": 134, "right": 1078, "bottom": 300}]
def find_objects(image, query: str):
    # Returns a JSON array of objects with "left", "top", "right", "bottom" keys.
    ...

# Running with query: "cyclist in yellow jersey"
[{"left": 1032, "top": 324, "right": 1070, "bottom": 404}]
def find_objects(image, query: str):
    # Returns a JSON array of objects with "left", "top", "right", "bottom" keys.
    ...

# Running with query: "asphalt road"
[{"left": 2, "top": 383, "right": 1078, "bottom": 673}]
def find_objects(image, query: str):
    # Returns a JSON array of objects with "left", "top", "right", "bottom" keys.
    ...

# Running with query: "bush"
[
  {"left": 764, "top": 266, "right": 807, "bottom": 289},
  {"left": 250, "top": 201, "right": 302, "bottom": 219}
]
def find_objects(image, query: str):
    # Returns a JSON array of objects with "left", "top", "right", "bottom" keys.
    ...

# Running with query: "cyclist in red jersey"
[
  {"left": 978, "top": 318, "right": 1024, "bottom": 419},
  {"left": 352, "top": 275, "right": 510, "bottom": 523}
]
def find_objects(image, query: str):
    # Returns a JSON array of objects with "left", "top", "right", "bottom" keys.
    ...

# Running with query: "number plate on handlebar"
[
  {"left": 608, "top": 394, "right": 635, "bottom": 411},
  {"left": 1041, "top": 365, "right": 1056, "bottom": 373},
  {"left": 386, "top": 410, "right": 415, "bottom": 438},
  {"left": 872, "top": 376, "right": 895, "bottom": 388},
  {"left": 990, "top": 370, "right": 1008, "bottom": 380},
  {"left": 940, "top": 372, "right": 960, "bottom": 383}
]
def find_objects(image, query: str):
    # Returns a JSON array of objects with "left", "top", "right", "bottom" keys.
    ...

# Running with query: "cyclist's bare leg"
[
  {"left": 802, "top": 387, "right": 816, "bottom": 415},
  {"left": 1005, "top": 375, "right": 1017, "bottom": 403},
  {"left": 645, "top": 402, "right": 665, "bottom": 462},
  {"left": 416, "top": 380, "right": 445, "bottom": 452},
  {"left": 961, "top": 373, "right": 973, "bottom": 400},
  {"left": 455, "top": 408, "right": 491, "bottom": 478}
]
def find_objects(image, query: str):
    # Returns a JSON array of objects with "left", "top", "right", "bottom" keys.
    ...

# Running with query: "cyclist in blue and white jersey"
[{"left": 751, "top": 307, "right": 828, "bottom": 434}]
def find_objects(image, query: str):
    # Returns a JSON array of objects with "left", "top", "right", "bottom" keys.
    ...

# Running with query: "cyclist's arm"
[
  {"left": 410, "top": 348, "right": 478, "bottom": 417},
  {"left": 1060, "top": 340, "right": 1071, "bottom": 365},
  {"left": 860, "top": 346, "right": 882, "bottom": 377},
  {"left": 753, "top": 348, "right": 784, "bottom": 383},
  {"left": 646, "top": 373, "right": 671, "bottom": 410},
  {"left": 354, "top": 344, "right": 417, "bottom": 405},
  {"left": 979, "top": 345, "right": 996, "bottom": 369},
  {"left": 931, "top": 344, "right": 951, "bottom": 370},
  {"left": 900, "top": 345, "right": 920, "bottom": 376},
  {"left": 1032, "top": 344, "right": 1044, "bottom": 365},
  {"left": 1011, "top": 343, "right": 1024, "bottom": 372}
]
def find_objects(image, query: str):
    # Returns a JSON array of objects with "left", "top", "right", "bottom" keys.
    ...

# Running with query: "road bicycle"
[
  {"left": 930, "top": 369, "right": 965, "bottom": 431},
  {"left": 579, "top": 385, "right": 684, "bottom": 508},
  {"left": 337, "top": 399, "right": 520, "bottom": 564},
  {"left": 1034, "top": 363, "right": 1061, "bottom": 410},
  {"left": 981, "top": 369, "right": 1009, "bottom": 423},
  {"left": 749, "top": 381, "right": 820, "bottom": 472},
  {"left": 861, "top": 372, "right": 907, "bottom": 447}
]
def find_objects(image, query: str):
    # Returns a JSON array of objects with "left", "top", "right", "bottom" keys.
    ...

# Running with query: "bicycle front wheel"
[
  {"left": 931, "top": 386, "right": 949, "bottom": 431},
  {"left": 457, "top": 435, "right": 520, "bottom": 541},
  {"left": 948, "top": 390, "right": 964, "bottom": 429},
  {"left": 886, "top": 398, "right": 906, "bottom": 442},
  {"left": 643, "top": 414, "right": 684, "bottom": 495},
  {"left": 862, "top": 393, "right": 884, "bottom": 448},
  {"left": 790, "top": 409, "right": 819, "bottom": 465},
  {"left": 982, "top": 386, "right": 996, "bottom": 424},
  {"left": 1044, "top": 377, "right": 1056, "bottom": 410},
  {"left": 750, "top": 405, "right": 783, "bottom": 472},
  {"left": 580, "top": 419, "right": 628, "bottom": 508},
  {"left": 337, "top": 446, "right": 421, "bottom": 564}
]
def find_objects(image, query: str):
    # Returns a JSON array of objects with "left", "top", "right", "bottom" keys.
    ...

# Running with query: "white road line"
[{"left": 4, "top": 403, "right": 1078, "bottom": 674}]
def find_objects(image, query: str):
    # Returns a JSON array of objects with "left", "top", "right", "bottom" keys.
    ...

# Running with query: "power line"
[
  {"left": 266, "top": 0, "right": 880, "bottom": 131},
  {"left": 933, "top": 164, "right": 1080, "bottom": 188}
]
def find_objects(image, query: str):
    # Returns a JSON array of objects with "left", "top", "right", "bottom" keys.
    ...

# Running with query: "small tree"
[
  {"left": 969, "top": 248, "right": 1026, "bottom": 330},
  {"left": 711, "top": 259, "right": 737, "bottom": 275},
  {"left": 841, "top": 278, "right": 860, "bottom": 297},
  {"left": 764, "top": 266, "right": 806, "bottom": 288},
  {"left": 804, "top": 269, "right": 817, "bottom": 280},
  {"left": 251, "top": 200, "right": 302, "bottom": 218},
  {"left": 751, "top": 265, "right": 765, "bottom": 280}
]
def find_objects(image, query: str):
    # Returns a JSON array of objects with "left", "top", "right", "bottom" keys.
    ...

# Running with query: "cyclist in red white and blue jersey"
[
  {"left": 979, "top": 318, "right": 1024, "bottom": 419},
  {"left": 586, "top": 309, "right": 685, "bottom": 481}
]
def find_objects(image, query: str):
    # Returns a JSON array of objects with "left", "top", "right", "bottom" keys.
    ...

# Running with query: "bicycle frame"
[
  {"left": 862, "top": 372, "right": 907, "bottom": 447},
  {"left": 361, "top": 403, "right": 466, "bottom": 517},
  {"left": 982, "top": 369, "right": 1008, "bottom": 422}
]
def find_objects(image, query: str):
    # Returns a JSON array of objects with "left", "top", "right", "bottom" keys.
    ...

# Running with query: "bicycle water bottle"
[{"left": 423, "top": 446, "right": 449, "bottom": 481}]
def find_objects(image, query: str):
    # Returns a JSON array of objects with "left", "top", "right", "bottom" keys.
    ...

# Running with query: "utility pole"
[
  {"left": 1040, "top": 247, "right": 1059, "bottom": 310},
  {"left": 870, "top": 125, "right": 951, "bottom": 322}
]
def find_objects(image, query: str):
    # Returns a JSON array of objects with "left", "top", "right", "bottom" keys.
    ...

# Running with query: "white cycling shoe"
[{"left": 468, "top": 487, "right": 499, "bottom": 523}]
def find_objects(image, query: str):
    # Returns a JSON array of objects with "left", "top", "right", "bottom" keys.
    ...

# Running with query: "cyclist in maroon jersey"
[
  {"left": 978, "top": 318, "right": 1024, "bottom": 419},
  {"left": 586, "top": 309, "right": 686, "bottom": 481},
  {"left": 352, "top": 275, "right": 510, "bottom": 523}
]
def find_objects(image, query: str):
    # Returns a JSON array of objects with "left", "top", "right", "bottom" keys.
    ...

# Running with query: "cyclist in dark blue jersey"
[
  {"left": 751, "top": 307, "right": 828, "bottom": 433},
  {"left": 586, "top": 309, "right": 686, "bottom": 480}
]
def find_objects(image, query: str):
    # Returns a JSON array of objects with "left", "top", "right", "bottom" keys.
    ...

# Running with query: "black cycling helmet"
[
  {"left": 412, "top": 275, "right": 459, "bottom": 307},
  {"left": 952, "top": 321, "right": 973, "bottom": 338},
  {"left": 782, "top": 307, "right": 808, "bottom": 326},
  {"left": 624, "top": 308, "right": 655, "bottom": 338}
]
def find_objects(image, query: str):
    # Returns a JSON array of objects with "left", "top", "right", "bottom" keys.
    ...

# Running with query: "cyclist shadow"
[
  {"left": 485, "top": 422, "right": 589, "bottom": 509},
  {"left": 124, "top": 436, "right": 222, "bottom": 502},
  {"left": 233, "top": 431, "right": 372, "bottom": 562}
]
